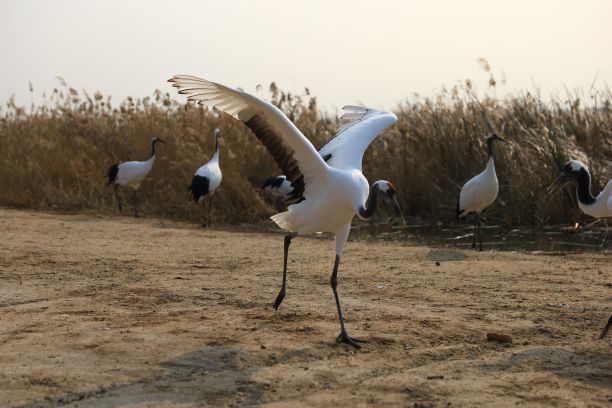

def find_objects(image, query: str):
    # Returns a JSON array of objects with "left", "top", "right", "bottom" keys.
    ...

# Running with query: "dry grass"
[{"left": 1, "top": 76, "right": 610, "bottom": 226}]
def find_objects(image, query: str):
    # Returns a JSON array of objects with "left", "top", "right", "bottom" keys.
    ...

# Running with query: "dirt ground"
[{"left": 0, "top": 208, "right": 610, "bottom": 407}]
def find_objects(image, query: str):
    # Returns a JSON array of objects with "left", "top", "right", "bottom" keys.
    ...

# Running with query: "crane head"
[
  {"left": 546, "top": 160, "right": 587, "bottom": 195},
  {"left": 486, "top": 132, "right": 505, "bottom": 142},
  {"left": 374, "top": 181, "right": 407, "bottom": 228}
]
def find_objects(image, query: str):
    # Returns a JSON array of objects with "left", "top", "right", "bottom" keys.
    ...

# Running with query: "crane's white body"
[
  {"left": 272, "top": 168, "right": 370, "bottom": 236},
  {"left": 114, "top": 156, "right": 156, "bottom": 190},
  {"left": 194, "top": 152, "right": 222, "bottom": 202},
  {"left": 458, "top": 157, "right": 499, "bottom": 217},
  {"left": 579, "top": 179, "right": 612, "bottom": 219}
]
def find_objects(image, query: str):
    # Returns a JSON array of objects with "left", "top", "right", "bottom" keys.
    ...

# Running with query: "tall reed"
[{"left": 1, "top": 77, "right": 610, "bottom": 227}]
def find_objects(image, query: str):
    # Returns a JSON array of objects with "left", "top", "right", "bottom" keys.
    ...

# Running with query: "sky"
[{"left": 1, "top": 0, "right": 611, "bottom": 112}]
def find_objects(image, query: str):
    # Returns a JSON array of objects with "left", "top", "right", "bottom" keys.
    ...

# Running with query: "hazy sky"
[{"left": 2, "top": 0, "right": 611, "bottom": 111}]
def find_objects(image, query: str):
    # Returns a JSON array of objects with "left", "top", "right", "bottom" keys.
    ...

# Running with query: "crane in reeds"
[
  {"left": 169, "top": 74, "right": 405, "bottom": 348},
  {"left": 105, "top": 137, "right": 165, "bottom": 217},
  {"left": 261, "top": 175, "right": 294, "bottom": 197},
  {"left": 457, "top": 133, "right": 505, "bottom": 250},
  {"left": 188, "top": 128, "right": 222, "bottom": 227},
  {"left": 547, "top": 159, "right": 612, "bottom": 338}
]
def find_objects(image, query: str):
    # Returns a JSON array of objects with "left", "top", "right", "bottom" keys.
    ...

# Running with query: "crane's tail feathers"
[
  {"left": 105, "top": 164, "right": 119, "bottom": 186},
  {"left": 456, "top": 199, "right": 471, "bottom": 218},
  {"left": 270, "top": 211, "right": 297, "bottom": 232}
]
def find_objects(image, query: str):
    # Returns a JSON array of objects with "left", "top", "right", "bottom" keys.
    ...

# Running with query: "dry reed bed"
[{"left": 0, "top": 80, "right": 610, "bottom": 226}]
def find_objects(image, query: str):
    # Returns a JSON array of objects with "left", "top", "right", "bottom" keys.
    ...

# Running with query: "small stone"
[{"left": 487, "top": 332, "right": 512, "bottom": 344}]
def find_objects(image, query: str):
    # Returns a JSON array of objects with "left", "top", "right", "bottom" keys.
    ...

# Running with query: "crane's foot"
[
  {"left": 272, "top": 288, "right": 285, "bottom": 310},
  {"left": 600, "top": 315, "right": 612, "bottom": 339},
  {"left": 336, "top": 331, "right": 366, "bottom": 349}
]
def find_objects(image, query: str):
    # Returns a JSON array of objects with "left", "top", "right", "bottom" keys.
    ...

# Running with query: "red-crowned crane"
[
  {"left": 188, "top": 128, "right": 222, "bottom": 227},
  {"left": 261, "top": 175, "right": 294, "bottom": 197},
  {"left": 457, "top": 133, "right": 505, "bottom": 250},
  {"left": 169, "top": 74, "right": 405, "bottom": 348},
  {"left": 547, "top": 159, "right": 612, "bottom": 338},
  {"left": 106, "top": 137, "right": 165, "bottom": 217}
]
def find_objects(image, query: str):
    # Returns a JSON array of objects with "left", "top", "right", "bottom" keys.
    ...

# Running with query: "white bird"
[
  {"left": 546, "top": 159, "right": 612, "bottom": 338},
  {"left": 188, "top": 128, "right": 222, "bottom": 227},
  {"left": 169, "top": 75, "right": 405, "bottom": 348},
  {"left": 457, "top": 133, "right": 505, "bottom": 250},
  {"left": 260, "top": 175, "right": 295, "bottom": 212},
  {"left": 106, "top": 137, "right": 165, "bottom": 217},
  {"left": 261, "top": 175, "right": 294, "bottom": 197}
]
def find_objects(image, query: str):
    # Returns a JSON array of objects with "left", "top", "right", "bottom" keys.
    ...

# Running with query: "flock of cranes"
[{"left": 105, "top": 73, "right": 611, "bottom": 346}]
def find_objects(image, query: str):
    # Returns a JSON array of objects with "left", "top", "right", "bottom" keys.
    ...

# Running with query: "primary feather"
[{"left": 318, "top": 106, "right": 397, "bottom": 171}]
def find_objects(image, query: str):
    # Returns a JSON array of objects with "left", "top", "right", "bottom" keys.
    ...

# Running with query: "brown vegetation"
[{"left": 1, "top": 75, "right": 610, "bottom": 226}]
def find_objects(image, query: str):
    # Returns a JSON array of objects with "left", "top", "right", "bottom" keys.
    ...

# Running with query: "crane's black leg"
[
  {"left": 133, "top": 190, "right": 139, "bottom": 218},
  {"left": 600, "top": 220, "right": 609, "bottom": 247},
  {"left": 114, "top": 185, "right": 122, "bottom": 212},
  {"left": 273, "top": 233, "right": 297, "bottom": 310},
  {"left": 201, "top": 202, "right": 207, "bottom": 228},
  {"left": 478, "top": 214, "right": 483, "bottom": 251},
  {"left": 600, "top": 314, "right": 612, "bottom": 339},
  {"left": 472, "top": 216, "right": 477, "bottom": 250},
  {"left": 331, "top": 254, "right": 365, "bottom": 349},
  {"left": 208, "top": 195, "right": 212, "bottom": 227}
]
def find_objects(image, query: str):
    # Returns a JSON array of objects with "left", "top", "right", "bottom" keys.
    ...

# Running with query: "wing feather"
[
  {"left": 318, "top": 106, "right": 397, "bottom": 170},
  {"left": 169, "top": 75, "right": 329, "bottom": 200}
]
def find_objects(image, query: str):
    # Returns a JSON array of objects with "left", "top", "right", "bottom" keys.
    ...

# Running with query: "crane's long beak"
[
  {"left": 392, "top": 196, "right": 407, "bottom": 228},
  {"left": 546, "top": 173, "right": 568, "bottom": 195}
]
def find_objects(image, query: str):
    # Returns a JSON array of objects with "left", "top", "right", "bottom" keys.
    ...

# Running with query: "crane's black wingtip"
[
  {"left": 189, "top": 175, "right": 210, "bottom": 203},
  {"left": 105, "top": 164, "right": 119, "bottom": 186}
]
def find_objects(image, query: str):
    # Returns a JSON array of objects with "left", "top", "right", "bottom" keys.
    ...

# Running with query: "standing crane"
[
  {"left": 188, "top": 128, "right": 222, "bottom": 227},
  {"left": 106, "top": 137, "right": 165, "bottom": 217},
  {"left": 457, "top": 133, "right": 505, "bottom": 250}
]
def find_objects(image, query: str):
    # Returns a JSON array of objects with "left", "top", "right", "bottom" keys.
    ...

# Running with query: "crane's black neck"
[
  {"left": 575, "top": 168, "right": 595, "bottom": 205},
  {"left": 487, "top": 137, "right": 495, "bottom": 160},
  {"left": 151, "top": 140, "right": 160, "bottom": 158},
  {"left": 359, "top": 184, "right": 380, "bottom": 219}
]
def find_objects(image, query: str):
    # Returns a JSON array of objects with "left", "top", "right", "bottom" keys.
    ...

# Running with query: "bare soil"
[{"left": 0, "top": 208, "right": 610, "bottom": 407}]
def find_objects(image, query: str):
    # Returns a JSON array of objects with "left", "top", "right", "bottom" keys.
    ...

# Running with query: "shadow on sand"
[
  {"left": 481, "top": 347, "right": 612, "bottom": 389},
  {"left": 17, "top": 346, "right": 263, "bottom": 408}
]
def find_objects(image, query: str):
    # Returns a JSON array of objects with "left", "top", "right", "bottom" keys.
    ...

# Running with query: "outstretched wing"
[
  {"left": 319, "top": 106, "right": 397, "bottom": 171},
  {"left": 168, "top": 75, "right": 329, "bottom": 200}
]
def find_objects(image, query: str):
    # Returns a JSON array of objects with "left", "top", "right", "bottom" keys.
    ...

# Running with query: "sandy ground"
[{"left": 0, "top": 208, "right": 610, "bottom": 407}]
